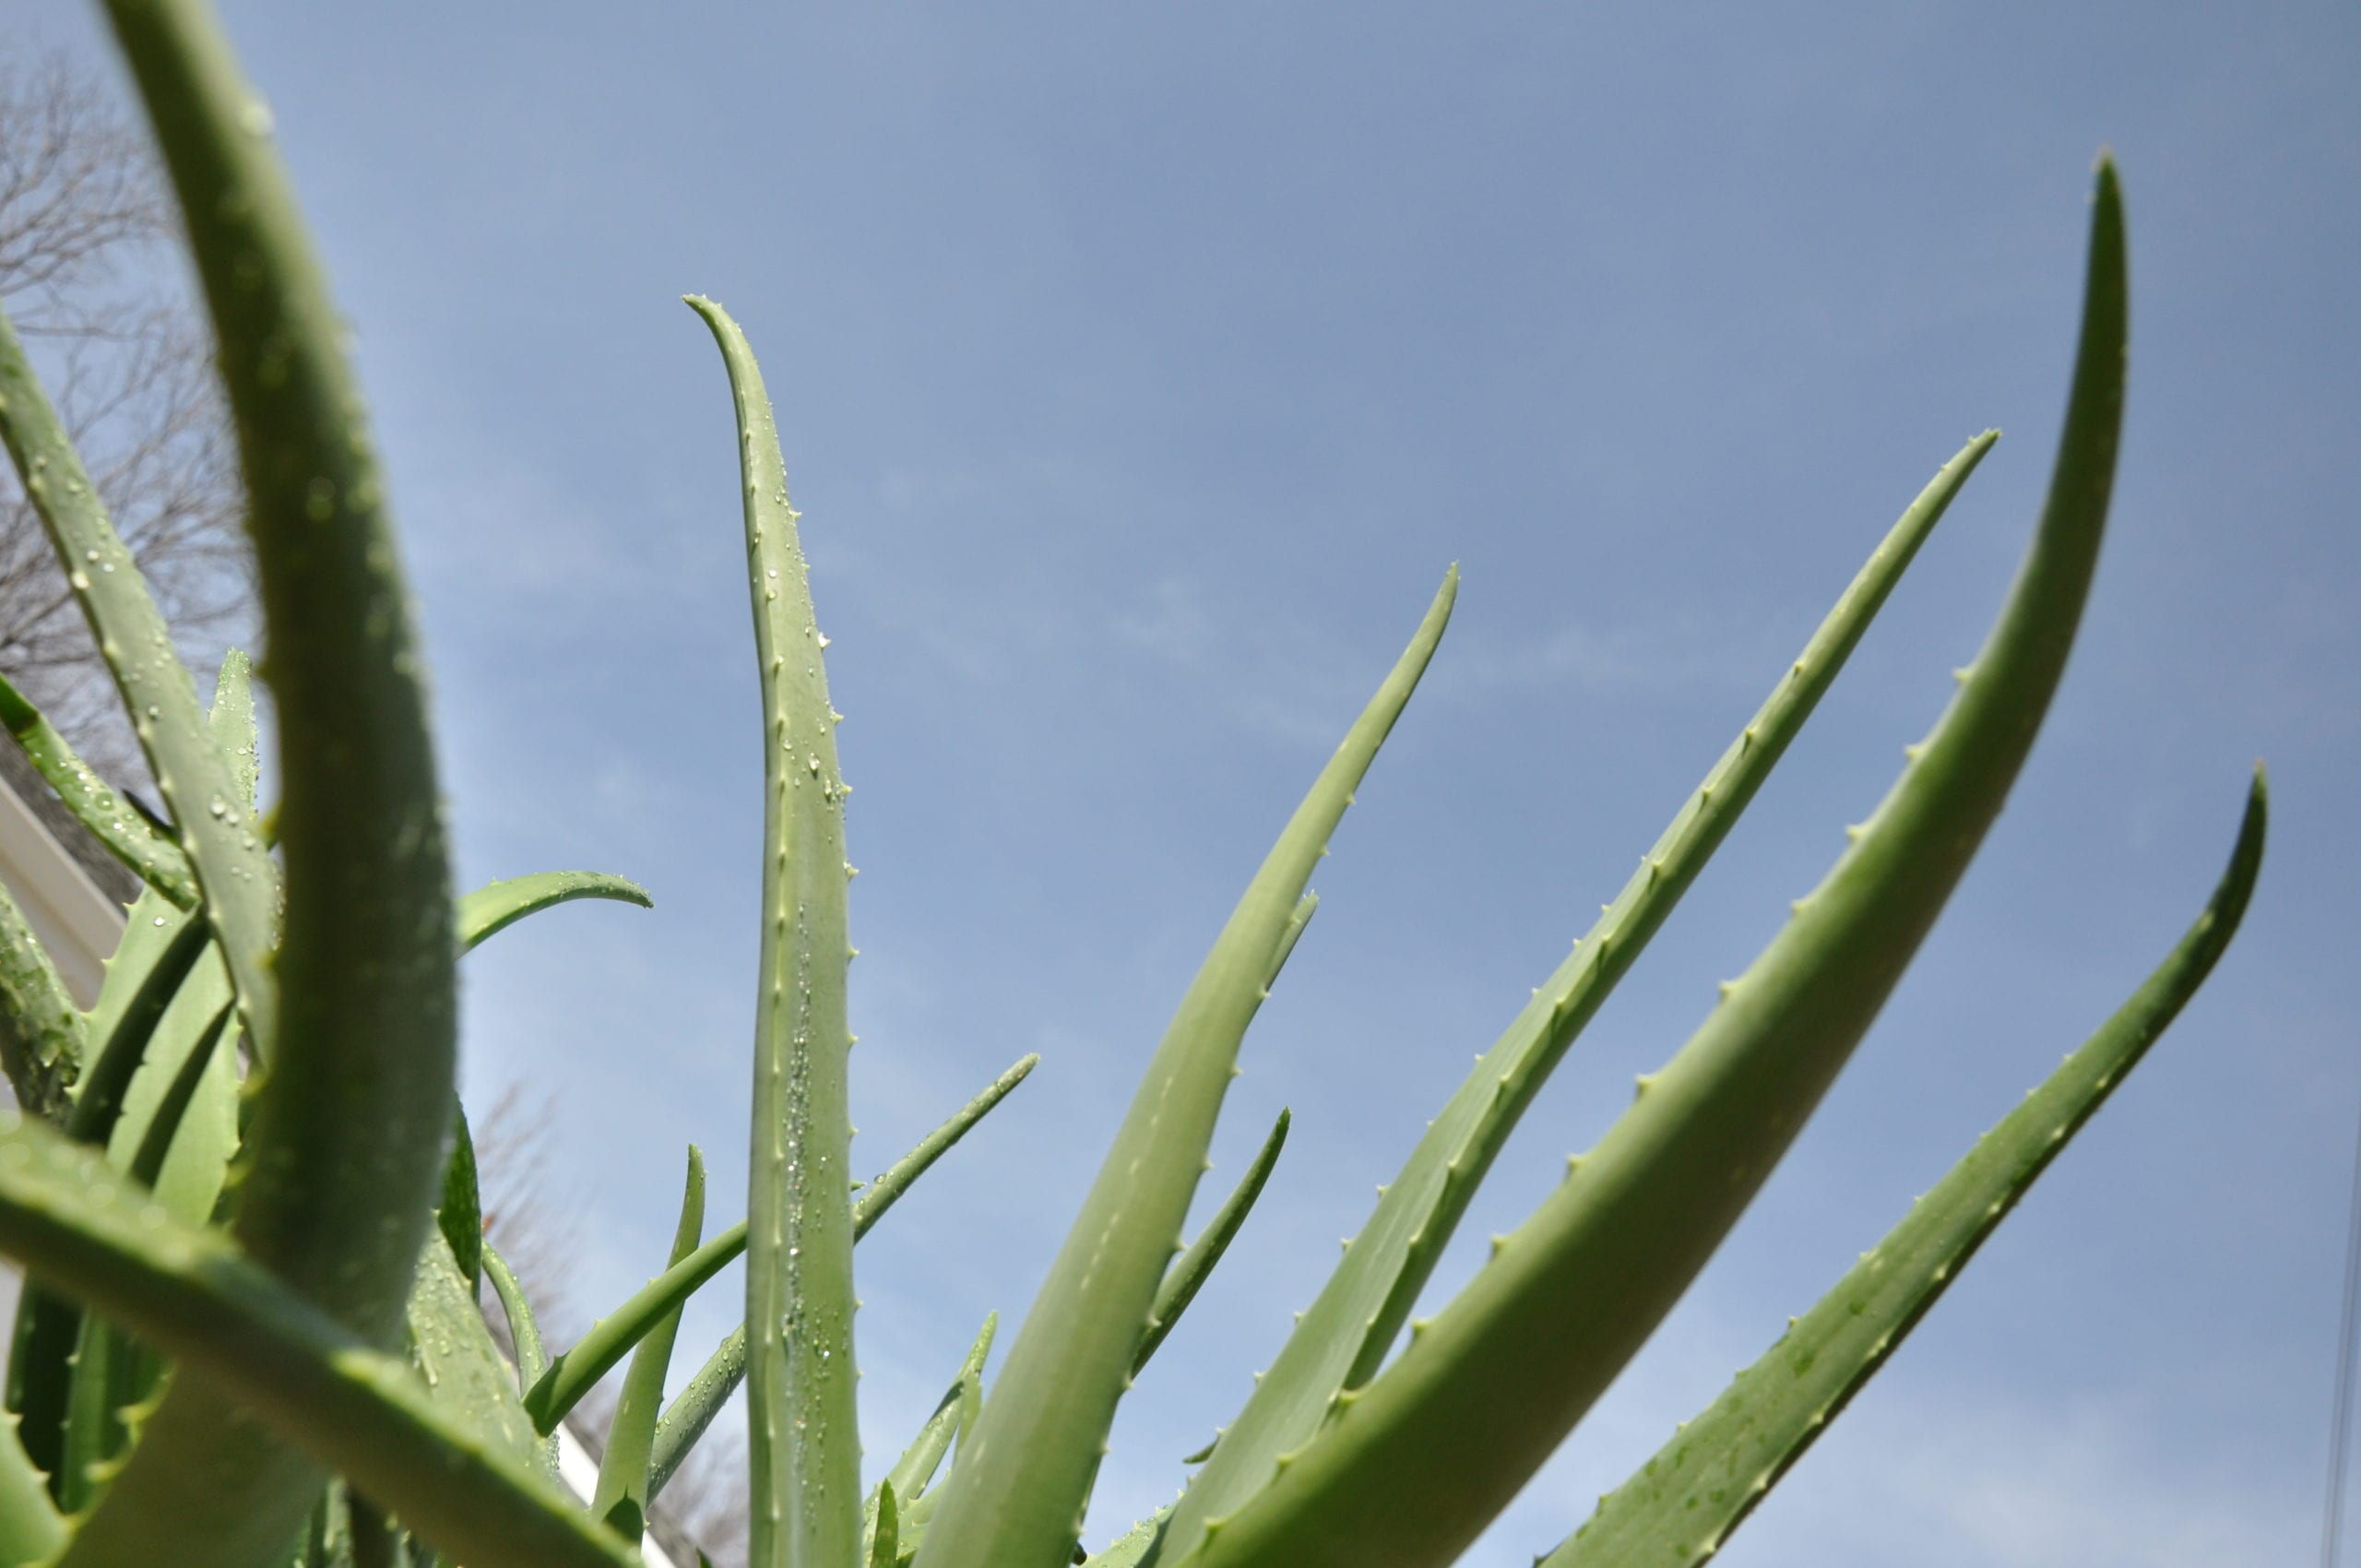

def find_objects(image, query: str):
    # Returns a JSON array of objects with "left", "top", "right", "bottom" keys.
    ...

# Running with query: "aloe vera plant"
[{"left": 0, "top": 5, "right": 2267, "bottom": 1567}]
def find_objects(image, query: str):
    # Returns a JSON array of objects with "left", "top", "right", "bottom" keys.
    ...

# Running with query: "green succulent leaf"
[
  {"left": 11, "top": 664, "right": 255, "bottom": 1501},
  {"left": 649, "top": 1052, "right": 1038, "bottom": 1500},
  {"left": 1135, "top": 1108, "right": 1290, "bottom": 1378},
  {"left": 124, "top": 1004, "right": 233, "bottom": 1193},
  {"left": 1087, "top": 1508, "right": 1171, "bottom": 1568},
  {"left": 916, "top": 568, "right": 1455, "bottom": 1568},
  {"left": 1543, "top": 766, "right": 2265, "bottom": 1568},
  {"left": 437, "top": 1105, "right": 484, "bottom": 1296},
  {"left": 0, "top": 1108, "right": 639, "bottom": 1568},
  {"left": 457, "top": 872, "right": 654, "bottom": 955},
  {"left": 0, "top": 297, "right": 277, "bottom": 1068},
  {"left": 884, "top": 1314, "right": 1000, "bottom": 1515},
  {"left": 872, "top": 1315, "right": 1000, "bottom": 1568},
  {"left": 521, "top": 1220, "right": 742, "bottom": 1436},
  {"left": 1158, "top": 424, "right": 1997, "bottom": 1557},
  {"left": 480, "top": 1241, "right": 551, "bottom": 1395},
  {"left": 405, "top": 1232, "right": 544, "bottom": 1476},
  {"left": 64, "top": 1, "right": 459, "bottom": 1562},
  {"left": 869, "top": 1483, "right": 901, "bottom": 1568},
  {"left": 592, "top": 1146, "right": 707, "bottom": 1544},
  {"left": 0, "top": 877, "right": 88, "bottom": 1122},
  {"left": 0, "top": 1392, "right": 63, "bottom": 1568},
  {"left": 0, "top": 671, "right": 194, "bottom": 907},
  {"left": 686, "top": 292, "right": 861, "bottom": 1568},
  {"left": 1168, "top": 160, "right": 2130, "bottom": 1568},
  {"left": 854, "top": 1052, "right": 1039, "bottom": 1235}
]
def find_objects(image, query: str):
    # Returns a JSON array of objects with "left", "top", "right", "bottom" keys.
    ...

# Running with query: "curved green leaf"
[
  {"left": 687, "top": 293, "right": 860, "bottom": 1568},
  {"left": 1162, "top": 425, "right": 1996, "bottom": 1554},
  {"left": 66, "top": 3, "right": 458, "bottom": 1562},
  {"left": 648, "top": 1054, "right": 1038, "bottom": 1499},
  {"left": 0, "top": 880, "right": 85, "bottom": 1121},
  {"left": 0, "top": 671, "right": 193, "bottom": 907},
  {"left": 1171, "top": 160, "right": 2130, "bottom": 1568},
  {"left": 0, "top": 298, "right": 276, "bottom": 1061},
  {"left": 1135, "top": 1108, "right": 1289, "bottom": 1377},
  {"left": 854, "top": 1052, "right": 1038, "bottom": 1235},
  {"left": 521, "top": 1221, "right": 742, "bottom": 1437},
  {"left": 592, "top": 1146, "right": 706, "bottom": 1544},
  {"left": 406, "top": 1231, "right": 544, "bottom": 1478},
  {"left": 0, "top": 1110, "right": 637, "bottom": 1568},
  {"left": 917, "top": 568, "right": 1455, "bottom": 1568},
  {"left": 1547, "top": 767, "right": 2264, "bottom": 1568},
  {"left": 458, "top": 872, "right": 653, "bottom": 955},
  {"left": 13, "top": 667, "right": 255, "bottom": 1501}
]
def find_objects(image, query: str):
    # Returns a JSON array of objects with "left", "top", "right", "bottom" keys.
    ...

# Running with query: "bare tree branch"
[{"left": 0, "top": 49, "right": 253, "bottom": 784}]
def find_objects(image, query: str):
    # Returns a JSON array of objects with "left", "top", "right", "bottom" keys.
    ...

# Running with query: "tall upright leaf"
[
  {"left": 593, "top": 1146, "right": 708, "bottom": 1544},
  {"left": 1161, "top": 427, "right": 1995, "bottom": 1558},
  {"left": 0, "top": 1110, "right": 637, "bottom": 1568},
  {"left": 0, "top": 671, "right": 194, "bottom": 906},
  {"left": 1545, "top": 770, "right": 2265, "bottom": 1568},
  {"left": 0, "top": 303, "right": 275, "bottom": 1055},
  {"left": 64, "top": 2, "right": 458, "bottom": 1563},
  {"left": 916, "top": 569, "right": 1455, "bottom": 1568},
  {"left": 686, "top": 295, "right": 861, "bottom": 1568},
  {"left": 1169, "top": 160, "right": 2130, "bottom": 1568}
]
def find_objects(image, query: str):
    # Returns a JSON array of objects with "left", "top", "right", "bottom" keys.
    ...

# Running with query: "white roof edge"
[{"left": 0, "top": 765, "right": 126, "bottom": 1004}]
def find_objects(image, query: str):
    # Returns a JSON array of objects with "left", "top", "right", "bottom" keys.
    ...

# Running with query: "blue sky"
[{"left": 30, "top": 3, "right": 2361, "bottom": 1565}]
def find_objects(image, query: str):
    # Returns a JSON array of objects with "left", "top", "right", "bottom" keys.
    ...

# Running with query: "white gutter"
[
  {"left": 0, "top": 766, "right": 685, "bottom": 1568},
  {"left": 0, "top": 764, "right": 125, "bottom": 1006}
]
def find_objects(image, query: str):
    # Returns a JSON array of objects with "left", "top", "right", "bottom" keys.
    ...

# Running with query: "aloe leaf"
[
  {"left": 522, "top": 1057, "right": 1021, "bottom": 1442},
  {"left": 480, "top": 1241, "right": 550, "bottom": 1388},
  {"left": 649, "top": 1053, "right": 1038, "bottom": 1499},
  {"left": 1264, "top": 894, "right": 1317, "bottom": 989},
  {"left": 0, "top": 1403, "right": 63, "bottom": 1568},
  {"left": 64, "top": 4, "right": 459, "bottom": 1563},
  {"left": 457, "top": 872, "right": 653, "bottom": 955},
  {"left": 0, "top": 671, "right": 194, "bottom": 907},
  {"left": 1161, "top": 434, "right": 1996, "bottom": 1555},
  {"left": 404, "top": 1232, "right": 543, "bottom": 1476},
  {"left": 437, "top": 1105, "right": 483, "bottom": 1295},
  {"left": 11, "top": 913, "right": 211, "bottom": 1493},
  {"left": 520, "top": 1222, "right": 742, "bottom": 1436},
  {"left": 64, "top": 917, "right": 210, "bottom": 1146},
  {"left": 481, "top": 1228, "right": 564, "bottom": 1473},
  {"left": 685, "top": 293, "right": 861, "bottom": 1568},
  {"left": 1087, "top": 1508, "right": 1171, "bottom": 1568},
  {"left": 864, "top": 1315, "right": 998, "bottom": 1568},
  {"left": 867, "top": 1484, "right": 900, "bottom": 1568},
  {"left": 1169, "top": 161, "right": 2130, "bottom": 1568},
  {"left": 1544, "top": 767, "right": 2264, "bottom": 1568},
  {"left": 592, "top": 1146, "right": 707, "bottom": 1545},
  {"left": 11, "top": 666, "right": 255, "bottom": 1496},
  {"left": 56, "top": 1309, "right": 120, "bottom": 1515},
  {"left": 0, "top": 297, "right": 276, "bottom": 1067},
  {"left": 99, "top": 651, "right": 254, "bottom": 1223},
  {"left": 0, "top": 881, "right": 87, "bottom": 1121},
  {"left": 884, "top": 1314, "right": 999, "bottom": 1517},
  {"left": 645, "top": 1317, "right": 742, "bottom": 1507},
  {"left": 916, "top": 569, "right": 1455, "bottom": 1568},
  {"left": 0, "top": 1110, "right": 638, "bottom": 1568},
  {"left": 1135, "top": 1109, "right": 1290, "bottom": 1378},
  {"left": 60, "top": 1002, "right": 241, "bottom": 1495},
  {"left": 123, "top": 1006, "right": 230, "bottom": 1193},
  {"left": 854, "top": 1052, "right": 1038, "bottom": 1234}
]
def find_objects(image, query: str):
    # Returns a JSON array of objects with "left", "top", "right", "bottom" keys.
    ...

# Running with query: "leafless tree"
[{"left": 0, "top": 50, "right": 252, "bottom": 783}]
